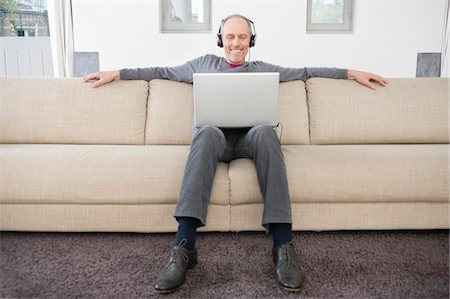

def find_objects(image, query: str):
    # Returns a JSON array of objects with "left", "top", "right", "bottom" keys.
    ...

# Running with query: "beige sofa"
[{"left": 0, "top": 77, "right": 448, "bottom": 232}]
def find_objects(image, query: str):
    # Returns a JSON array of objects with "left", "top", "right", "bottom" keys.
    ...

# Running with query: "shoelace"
[{"left": 163, "top": 239, "right": 190, "bottom": 270}]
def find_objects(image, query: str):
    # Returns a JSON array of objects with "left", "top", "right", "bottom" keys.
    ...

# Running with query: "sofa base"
[
  {"left": 1, "top": 202, "right": 448, "bottom": 232},
  {"left": 232, "top": 202, "right": 449, "bottom": 231}
]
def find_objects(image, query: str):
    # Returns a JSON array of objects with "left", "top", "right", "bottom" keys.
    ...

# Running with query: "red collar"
[{"left": 227, "top": 62, "right": 244, "bottom": 68}]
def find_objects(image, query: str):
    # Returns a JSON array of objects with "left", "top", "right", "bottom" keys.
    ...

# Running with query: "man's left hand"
[{"left": 347, "top": 69, "right": 388, "bottom": 89}]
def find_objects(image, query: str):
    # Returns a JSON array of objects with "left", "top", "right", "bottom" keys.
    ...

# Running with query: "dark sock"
[
  {"left": 174, "top": 217, "right": 199, "bottom": 250},
  {"left": 270, "top": 223, "right": 293, "bottom": 247}
]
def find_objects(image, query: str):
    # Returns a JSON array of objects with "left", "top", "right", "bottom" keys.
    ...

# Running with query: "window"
[
  {"left": 306, "top": 0, "right": 353, "bottom": 33},
  {"left": 0, "top": 0, "right": 49, "bottom": 37},
  {"left": 160, "top": 0, "right": 211, "bottom": 33},
  {"left": 1, "top": 0, "right": 52, "bottom": 77}
]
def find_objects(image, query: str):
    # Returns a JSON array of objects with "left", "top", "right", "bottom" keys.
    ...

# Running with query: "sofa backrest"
[
  {"left": 145, "top": 79, "right": 310, "bottom": 145},
  {"left": 306, "top": 78, "right": 449, "bottom": 144},
  {"left": 2, "top": 77, "right": 447, "bottom": 146},
  {"left": 0, "top": 78, "right": 148, "bottom": 145}
]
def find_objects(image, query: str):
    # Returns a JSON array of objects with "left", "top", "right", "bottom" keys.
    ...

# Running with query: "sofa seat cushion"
[
  {"left": 229, "top": 144, "right": 449, "bottom": 204},
  {"left": 0, "top": 144, "right": 229, "bottom": 205}
]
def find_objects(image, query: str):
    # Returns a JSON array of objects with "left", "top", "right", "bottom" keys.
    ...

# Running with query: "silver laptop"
[{"left": 193, "top": 73, "right": 279, "bottom": 128}]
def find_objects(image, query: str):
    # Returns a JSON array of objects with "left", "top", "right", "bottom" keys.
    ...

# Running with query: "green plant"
[{"left": 0, "top": 0, "right": 20, "bottom": 36}]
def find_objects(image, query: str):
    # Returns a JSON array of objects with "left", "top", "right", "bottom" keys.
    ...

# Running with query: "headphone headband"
[{"left": 217, "top": 15, "right": 256, "bottom": 48}]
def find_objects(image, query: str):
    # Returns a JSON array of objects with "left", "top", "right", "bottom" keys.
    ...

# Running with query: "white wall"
[{"left": 72, "top": 0, "right": 447, "bottom": 77}]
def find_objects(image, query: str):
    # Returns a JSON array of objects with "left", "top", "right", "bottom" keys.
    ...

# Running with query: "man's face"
[{"left": 221, "top": 17, "right": 251, "bottom": 65}]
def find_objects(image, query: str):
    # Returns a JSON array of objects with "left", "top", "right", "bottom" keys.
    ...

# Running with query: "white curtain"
[
  {"left": 47, "top": 0, "right": 74, "bottom": 77},
  {"left": 442, "top": 0, "right": 449, "bottom": 77}
]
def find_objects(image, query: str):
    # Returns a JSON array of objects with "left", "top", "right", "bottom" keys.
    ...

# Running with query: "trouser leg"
[
  {"left": 174, "top": 125, "right": 228, "bottom": 226},
  {"left": 234, "top": 125, "right": 292, "bottom": 228}
]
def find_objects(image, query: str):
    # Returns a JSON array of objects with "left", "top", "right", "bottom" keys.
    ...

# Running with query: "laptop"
[{"left": 193, "top": 73, "right": 279, "bottom": 128}]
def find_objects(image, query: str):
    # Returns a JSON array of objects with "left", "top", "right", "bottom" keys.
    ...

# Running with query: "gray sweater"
[{"left": 120, "top": 54, "right": 348, "bottom": 83}]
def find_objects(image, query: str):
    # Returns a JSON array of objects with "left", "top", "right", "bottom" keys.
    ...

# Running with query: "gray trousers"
[{"left": 174, "top": 125, "right": 292, "bottom": 228}]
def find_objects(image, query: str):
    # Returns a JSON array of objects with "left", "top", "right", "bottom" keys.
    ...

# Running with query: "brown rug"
[{"left": 1, "top": 230, "right": 448, "bottom": 298}]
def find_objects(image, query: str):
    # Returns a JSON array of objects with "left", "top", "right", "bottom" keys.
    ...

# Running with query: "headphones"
[{"left": 217, "top": 15, "right": 257, "bottom": 48}]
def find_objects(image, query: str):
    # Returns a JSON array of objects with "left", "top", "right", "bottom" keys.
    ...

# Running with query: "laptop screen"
[{"left": 193, "top": 73, "right": 279, "bottom": 128}]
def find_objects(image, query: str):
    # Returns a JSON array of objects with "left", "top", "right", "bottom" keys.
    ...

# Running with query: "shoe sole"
[
  {"left": 282, "top": 286, "right": 302, "bottom": 292},
  {"left": 154, "top": 261, "right": 197, "bottom": 294},
  {"left": 155, "top": 287, "right": 180, "bottom": 294},
  {"left": 278, "top": 276, "right": 304, "bottom": 292}
]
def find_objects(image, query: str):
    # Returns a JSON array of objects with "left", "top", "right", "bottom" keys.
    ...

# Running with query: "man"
[{"left": 84, "top": 14, "right": 387, "bottom": 293}]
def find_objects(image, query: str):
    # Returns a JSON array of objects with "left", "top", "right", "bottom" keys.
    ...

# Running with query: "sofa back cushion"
[
  {"left": 145, "top": 79, "right": 310, "bottom": 145},
  {"left": 145, "top": 80, "right": 193, "bottom": 145},
  {"left": 0, "top": 78, "right": 148, "bottom": 144},
  {"left": 306, "top": 78, "right": 449, "bottom": 144}
]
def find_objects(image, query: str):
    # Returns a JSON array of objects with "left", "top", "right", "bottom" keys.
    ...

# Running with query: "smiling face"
[{"left": 221, "top": 16, "right": 251, "bottom": 65}]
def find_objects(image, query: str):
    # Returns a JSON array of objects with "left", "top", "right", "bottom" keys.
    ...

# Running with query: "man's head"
[{"left": 217, "top": 15, "right": 256, "bottom": 65}]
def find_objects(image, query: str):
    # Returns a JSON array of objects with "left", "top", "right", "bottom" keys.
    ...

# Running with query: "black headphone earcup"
[
  {"left": 249, "top": 34, "right": 256, "bottom": 47},
  {"left": 217, "top": 33, "right": 223, "bottom": 47}
]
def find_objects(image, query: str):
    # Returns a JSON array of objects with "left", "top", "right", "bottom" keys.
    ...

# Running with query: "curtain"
[
  {"left": 442, "top": 0, "right": 449, "bottom": 77},
  {"left": 47, "top": 0, "right": 74, "bottom": 77}
]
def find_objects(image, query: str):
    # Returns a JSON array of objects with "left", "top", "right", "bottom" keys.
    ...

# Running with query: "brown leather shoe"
[
  {"left": 154, "top": 239, "right": 197, "bottom": 293},
  {"left": 272, "top": 242, "right": 305, "bottom": 292}
]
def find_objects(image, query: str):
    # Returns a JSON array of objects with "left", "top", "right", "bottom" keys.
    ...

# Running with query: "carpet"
[{"left": 1, "top": 230, "right": 448, "bottom": 298}]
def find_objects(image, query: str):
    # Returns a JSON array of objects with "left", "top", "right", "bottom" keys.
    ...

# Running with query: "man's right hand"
[{"left": 83, "top": 70, "right": 120, "bottom": 88}]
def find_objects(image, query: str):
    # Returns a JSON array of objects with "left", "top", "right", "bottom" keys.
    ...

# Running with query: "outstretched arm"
[
  {"left": 83, "top": 70, "right": 120, "bottom": 88},
  {"left": 347, "top": 69, "right": 388, "bottom": 89}
]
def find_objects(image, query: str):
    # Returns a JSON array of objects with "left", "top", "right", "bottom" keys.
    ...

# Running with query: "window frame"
[
  {"left": 306, "top": 0, "right": 354, "bottom": 34},
  {"left": 160, "top": 0, "right": 212, "bottom": 33}
]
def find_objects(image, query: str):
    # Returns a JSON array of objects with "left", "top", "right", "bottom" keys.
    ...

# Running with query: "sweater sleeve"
[
  {"left": 119, "top": 55, "right": 211, "bottom": 83},
  {"left": 250, "top": 61, "right": 348, "bottom": 82}
]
